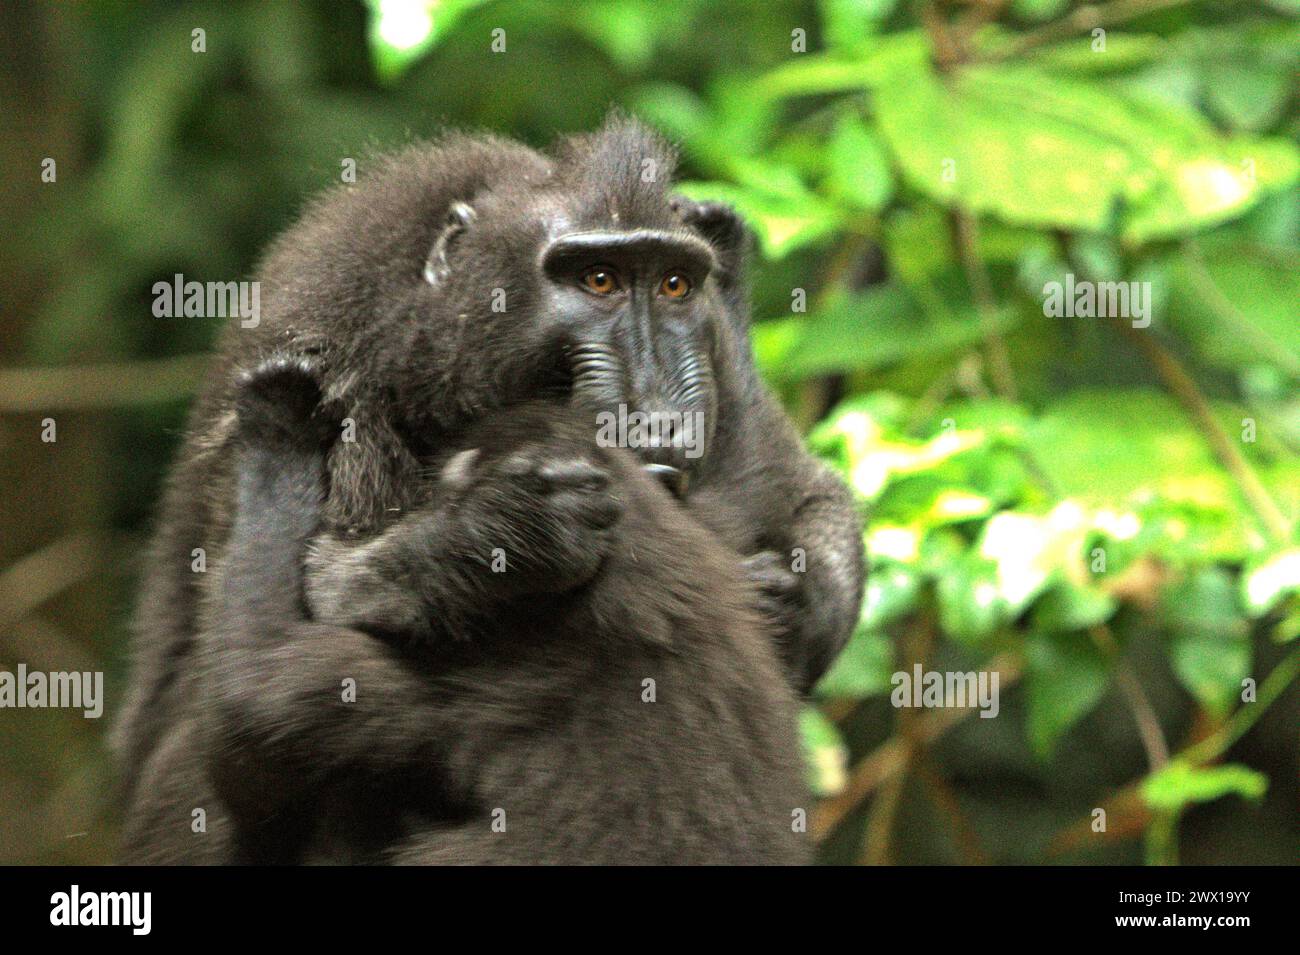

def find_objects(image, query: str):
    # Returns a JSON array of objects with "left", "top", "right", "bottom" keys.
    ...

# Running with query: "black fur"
[
  {"left": 116, "top": 117, "right": 863, "bottom": 863},
  {"left": 123, "top": 366, "right": 808, "bottom": 863}
]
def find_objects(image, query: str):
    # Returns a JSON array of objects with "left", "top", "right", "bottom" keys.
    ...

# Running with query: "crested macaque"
[
  {"left": 117, "top": 117, "right": 863, "bottom": 863},
  {"left": 123, "top": 361, "right": 807, "bottom": 863}
]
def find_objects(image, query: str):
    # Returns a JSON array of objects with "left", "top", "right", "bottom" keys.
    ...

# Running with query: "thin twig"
[
  {"left": 1048, "top": 786, "right": 1149, "bottom": 857},
  {"left": 979, "top": 0, "right": 1202, "bottom": 63},
  {"left": 951, "top": 0, "right": 1012, "bottom": 61},
  {"left": 860, "top": 754, "right": 909, "bottom": 865},
  {"left": 0, "top": 354, "right": 209, "bottom": 413},
  {"left": 0, "top": 533, "right": 102, "bottom": 633},
  {"left": 916, "top": 754, "right": 990, "bottom": 864},
  {"left": 859, "top": 613, "right": 935, "bottom": 864},
  {"left": 814, "top": 651, "right": 1024, "bottom": 840},
  {"left": 950, "top": 209, "right": 1018, "bottom": 400},
  {"left": 1057, "top": 234, "right": 1291, "bottom": 543},
  {"left": 1047, "top": 645, "right": 1300, "bottom": 857},
  {"left": 1182, "top": 240, "right": 1300, "bottom": 378},
  {"left": 1091, "top": 624, "right": 1169, "bottom": 769},
  {"left": 1111, "top": 316, "right": 1291, "bottom": 543},
  {"left": 919, "top": 0, "right": 963, "bottom": 70},
  {"left": 1182, "top": 644, "right": 1300, "bottom": 765}
]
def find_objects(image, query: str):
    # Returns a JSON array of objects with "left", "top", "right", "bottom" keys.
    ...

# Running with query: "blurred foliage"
[{"left": 1, "top": 0, "right": 1297, "bottom": 865}]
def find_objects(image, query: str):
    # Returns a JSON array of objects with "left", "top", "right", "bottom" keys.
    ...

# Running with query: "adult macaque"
[{"left": 118, "top": 117, "right": 863, "bottom": 863}]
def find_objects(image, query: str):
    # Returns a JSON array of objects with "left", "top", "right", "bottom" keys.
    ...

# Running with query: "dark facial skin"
[
  {"left": 115, "top": 117, "right": 864, "bottom": 863},
  {"left": 538, "top": 225, "right": 721, "bottom": 474}
]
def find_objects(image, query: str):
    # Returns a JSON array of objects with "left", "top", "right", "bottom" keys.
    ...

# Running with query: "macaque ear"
[
  {"left": 669, "top": 197, "right": 751, "bottom": 284},
  {"left": 423, "top": 201, "right": 477, "bottom": 286}
]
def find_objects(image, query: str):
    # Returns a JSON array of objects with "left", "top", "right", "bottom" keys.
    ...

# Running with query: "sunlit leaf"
[
  {"left": 365, "top": 0, "right": 489, "bottom": 83},
  {"left": 752, "top": 286, "right": 1019, "bottom": 383},
  {"left": 1242, "top": 548, "right": 1300, "bottom": 618},
  {"left": 870, "top": 45, "right": 1300, "bottom": 239},
  {"left": 819, "top": 0, "right": 899, "bottom": 54},
  {"left": 1024, "top": 630, "right": 1111, "bottom": 756},
  {"left": 676, "top": 168, "right": 842, "bottom": 258},
  {"left": 1163, "top": 567, "right": 1251, "bottom": 717},
  {"left": 1026, "top": 390, "right": 1276, "bottom": 556},
  {"left": 800, "top": 708, "right": 849, "bottom": 796},
  {"left": 825, "top": 112, "right": 894, "bottom": 212},
  {"left": 1169, "top": 241, "right": 1300, "bottom": 377},
  {"left": 1142, "top": 760, "right": 1267, "bottom": 812},
  {"left": 1032, "top": 580, "right": 1118, "bottom": 632},
  {"left": 815, "top": 615, "right": 895, "bottom": 700}
]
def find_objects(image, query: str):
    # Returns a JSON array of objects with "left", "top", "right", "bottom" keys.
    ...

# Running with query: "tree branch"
[
  {"left": 950, "top": 208, "right": 1018, "bottom": 400},
  {"left": 979, "top": 0, "right": 1202, "bottom": 63},
  {"left": 1091, "top": 623, "right": 1169, "bottom": 770},
  {"left": 0, "top": 354, "right": 209, "bottom": 413},
  {"left": 814, "top": 651, "right": 1024, "bottom": 841},
  {"left": 1056, "top": 233, "right": 1291, "bottom": 544}
]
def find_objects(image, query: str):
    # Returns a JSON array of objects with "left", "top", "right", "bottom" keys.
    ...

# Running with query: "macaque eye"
[
  {"left": 580, "top": 267, "right": 622, "bottom": 295},
  {"left": 659, "top": 273, "right": 692, "bottom": 299}
]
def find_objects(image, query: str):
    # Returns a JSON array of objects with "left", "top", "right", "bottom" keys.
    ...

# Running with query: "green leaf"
[
  {"left": 1163, "top": 568, "right": 1250, "bottom": 717},
  {"left": 980, "top": 504, "right": 1094, "bottom": 615},
  {"left": 808, "top": 393, "right": 911, "bottom": 476},
  {"left": 861, "top": 565, "right": 922, "bottom": 629},
  {"left": 1203, "top": 60, "right": 1291, "bottom": 132},
  {"left": 1242, "top": 548, "right": 1300, "bottom": 618},
  {"left": 1169, "top": 241, "right": 1300, "bottom": 378},
  {"left": 1026, "top": 33, "right": 1168, "bottom": 73},
  {"left": 1024, "top": 630, "right": 1111, "bottom": 757},
  {"left": 839, "top": 412, "right": 989, "bottom": 502},
  {"left": 365, "top": 0, "right": 488, "bottom": 83},
  {"left": 755, "top": 30, "right": 927, "bottom": 99},
  {"left": 876, "top": 475, "right": 996, "bottom": 530},
  {"left": 1123, "top": 134, "right": 1300, "bottom": 244},
  {"left": 1141, "top": 760, "right": 1268, "bottom": 812},
  {"left": 1273, "top": 605, "right": 1300, "bottom": 644},
  {"left": 917, "top": 527, "right": 967, "bottom": 575},
  {"left": 800, "top": 708, "right": 849, "bottom": 796},
  {"left": 753, "top": 286, "right": 1019, "bottom": 382},
  {"left": 677, "top": 164, "right": 842, "bottom": 258},
  {"left": 1011, "top": 0, "right": 1069, "bottom": 20},
  {"left": 1032, "top": 581, "right": 1118, "bottom": 632},
  {"left": 870, "top": 47, "right": 1300, "bottom": 239},
  {"left": 820, "top": 0, "right": 898, "bottom": 54},
  {"left": 815, "top": 618, "right": 894, "bottom": 700},
  {"left": 631, "top": 84, "right": 715, "bottom": 153},
  {"left": 632, "top": 79, "right": 778, "bottom": 175},
  {"left": 825, "top": 112, "right": 893, "bottom": 212},
  {"left": 936, "top": 551, "right": 1008, "bottom": 645},
  {"left": 1026, "top": 390, "right": 1275, "bottom": 557},
  {"left": 572, "top": 1, "right": 658, "bottom": 71}
]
